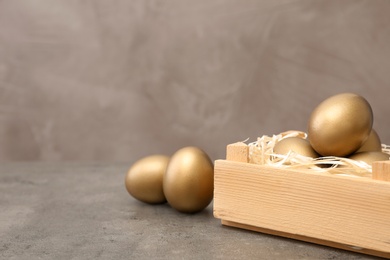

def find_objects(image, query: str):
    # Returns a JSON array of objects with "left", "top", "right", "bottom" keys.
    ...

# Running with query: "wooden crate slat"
[{"left": 213, "top": 159, "right": 390, "bottom": 258}]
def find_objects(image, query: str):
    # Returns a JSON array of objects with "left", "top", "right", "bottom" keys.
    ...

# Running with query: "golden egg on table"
[
  {"left": 125, "top": 155, "right": 170, "bottom": 204},
  {"left": 308, "top": 93, "right": 373, "bottom": 157},
  {"left": 163, "top": 147, "right": 214, "bottom": 214},
  {"left": 349, "top": 151, "right": 390, "bottom": 166},
  {"left": 356, "top": 129, "right": 382, "bottom": 153},
  {"left": 273, "top": 137, "right": 319, "bottom": 158}
]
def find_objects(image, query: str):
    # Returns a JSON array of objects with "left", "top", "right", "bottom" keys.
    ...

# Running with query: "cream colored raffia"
[{"left": 248, "top": 131, "right": 390, "bottom": 178}]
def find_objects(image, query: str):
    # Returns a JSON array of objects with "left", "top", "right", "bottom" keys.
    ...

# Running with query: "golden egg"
[
  {"left": 125, "top": 155, "right": 169, "bottom": 204},
  {"left": 356, "top": 129, "right": 382, "bottom": 153},
  {"left": 163, "top": 147, "right": 214, "bottom": 213},
  {"left": 308, "top": 93, "right": 373, "bottom": 157},
  {"left": 349, "top": 151, "right": 389, "bottom": 166},
  {"left": 273, "top": 137, "right": 319, "bottom": 158}
]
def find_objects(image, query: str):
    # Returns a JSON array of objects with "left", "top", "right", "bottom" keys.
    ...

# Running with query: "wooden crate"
[{"left": 213, "top": 142, "right": 390, "bottom": 258}]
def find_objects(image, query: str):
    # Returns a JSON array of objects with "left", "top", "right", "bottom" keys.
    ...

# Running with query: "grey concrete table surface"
[{"left": 0, "top": 162, "right": 384, "bottom": 260}]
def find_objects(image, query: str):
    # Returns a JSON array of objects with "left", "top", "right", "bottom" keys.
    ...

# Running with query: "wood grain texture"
[
  {"left": 373, "top": 161, "right": 390, "bottom": 182},
  {"left": 221, "top": 220, "right": 390, "bottom": 259},
  {"left": 213, "top": 159, "right": 390, "bottom": 258}
]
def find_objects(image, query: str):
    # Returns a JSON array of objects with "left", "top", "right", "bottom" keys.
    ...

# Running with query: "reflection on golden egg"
[
  {"left": 125, "top": 155, "right": 169, "bottom": 204},
  {"left": 308, "top": 93, "right": 373, "bottom": 157},
  {"left": 163, "top": 147, "right": 214, "bottom": 213},
  {"left": 349, "top": 151, "right": 389, "bottom": 166},
  {"left": 356, "top": 129, "right": 382, "bottom": 153},
  {"left": 273, "top": 137, "right": 319, "bottom": 158}
]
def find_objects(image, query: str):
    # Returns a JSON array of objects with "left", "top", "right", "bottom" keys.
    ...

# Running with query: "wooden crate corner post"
[
  {"left": 372, "top": 161, "right": 390, "bottom": 182},
  {"left": 226, "top": 142, "right": 249, "bottom": 163}
]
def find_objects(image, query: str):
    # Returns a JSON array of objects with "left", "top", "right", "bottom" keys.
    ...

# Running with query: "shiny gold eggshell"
[
  {"left": 308, "top": 93, "right": 373, "bottom": 157},
  {"left": 356, "top": 129, "right": 382, "bottom": 153},
  {"left": 349, "top": 151, "right": 389, "bottom": 166},
  {"left": 125, "top": 155, "right": 170, "bottom": 204},
  {"left": 273, "top": 137, "right": 319, "bottom": 158},
  {"left": 163, "top": 147, "right": 214, "bottom": 214}
]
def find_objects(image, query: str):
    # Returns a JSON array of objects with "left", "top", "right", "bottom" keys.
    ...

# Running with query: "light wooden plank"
[
  {"left": 373, "top": 161, "right": 390, "bottom": 182},
  {"left": 213, "top": 159, "right": 390, "bottom": 257},
  {"left": 221, "top": 220, "right": 390, "bottom": 259}
]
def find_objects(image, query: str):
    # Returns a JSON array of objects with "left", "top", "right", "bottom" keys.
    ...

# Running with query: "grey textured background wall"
[{"left": 0, "top": 0, "right": 389, "bottom": 162}]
